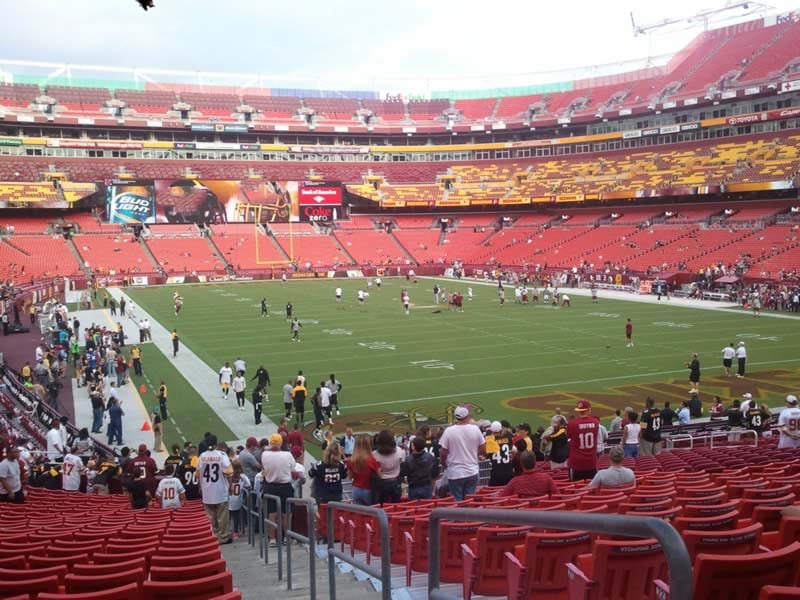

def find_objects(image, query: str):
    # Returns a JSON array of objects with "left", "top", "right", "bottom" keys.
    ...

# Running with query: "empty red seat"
[
  {"left": 149, "top": 548, "right": 221, "bottom": 568},
  {"left": 72, "top": 558, "right": 147, "bottom": 578},
  {"left": 48, "top": 543, "right": 104, "bottom": 559},
  {"left": 654, "top": 541, "right": 800, "bottom": 599},
  {"left": 762, "top": 517, "right": 800, "bottom": 550},
  {"left": 682, "top": 499, "right": 741, "bottom": 518},
  {"left": 149, "top": 559, "right": 226, "bottom": 581},
  {"left": 0, "top": 575, "right": 59, "bottom": 598},
  {"left": 567, "top": 538, "right": 667, "bottom": 600},
  {"left": 674, "top": 510, "right": 742, "bottom": 533},
  {"left": 462, "top": 526, "right": 529, "bottom": 598},
  {"left": 65, "top": 569, "right": 145, "bottom": 594},
  {"left": 507, "top": 530, "right": 593, "bottom": 599},
  {"left": 439, "top": 521, "right": 483, "bottom": 583},
  {"left": 38, "top": 582, "right": 143, "bottom": 600},
  {"left": 759, "top": 586, "right": 800, "bottom": 600},
  {"left": 681, "top": 522, "right": 763, "bottom": 560},
  {"left": 0, "top": 565, "right": 68, "bottom": 585},
  {"left": 0, "top": 556, "right": 26, "bottom": 569},
  {"left": 142, "top": 572, "right": 233, "bottom": 600},
  {"left": 28, "top": 553, "right": 90, "bottom": 569}
]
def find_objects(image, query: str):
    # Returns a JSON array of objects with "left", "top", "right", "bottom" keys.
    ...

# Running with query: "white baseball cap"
[
  {"left": 454, "top": 406, "right": 470, "bottom": 420},
  {"left": 738, "top": 341, "right": 745, "bottom": 346},
  {"left": 742, "top": 393, "right": 753, "bottom": 399},
  {"left": 787, "top": 395, "right": 798, "bottom": 405},
  {"left": 490, "top": 421, "right": 502, "bottom": 433}
]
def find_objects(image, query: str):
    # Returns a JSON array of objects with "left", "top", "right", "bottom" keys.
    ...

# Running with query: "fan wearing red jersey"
[
  {"left": 126, "top": 443, "right": 158, "bottom": 495},
  {"left": 567, "top": 399, "right": 600, "bottom": 481}
]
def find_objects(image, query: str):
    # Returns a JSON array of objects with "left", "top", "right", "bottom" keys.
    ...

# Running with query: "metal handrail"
[
  {"left": 426, "top": 507, "right": 693, "bottom": 600},
  {"left": 285, "top": 497, "right": 317, "bottom": 599},
  {"left": 325, "top": 502, "right": 391, "bottom": 600},
  {"left": 261, "top": 492, "right": 284, "bottom": 581},
  {"left": 665, "top": 433, "right": 694, "bottom": 449},
  {"left": 246, "top": 490, "right": 261, "bottom": 554},
  {"left": 710, "top": 429, "right": 759, "bottom": 448}
]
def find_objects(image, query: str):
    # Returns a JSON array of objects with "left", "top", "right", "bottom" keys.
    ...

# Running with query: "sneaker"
[
  {"left": 329, "top": 418, "right": 334, "bottom": 425},
  {"left": 221, "top": 538, "right": 233, "bottom": 545},
  {"left": 336, "top": 410, "right": 341, "bottom": 416}
]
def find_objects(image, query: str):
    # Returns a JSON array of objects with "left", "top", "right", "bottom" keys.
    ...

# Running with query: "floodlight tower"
[{"left": 631, "top": 1, "right": 774, "bottom": 36}]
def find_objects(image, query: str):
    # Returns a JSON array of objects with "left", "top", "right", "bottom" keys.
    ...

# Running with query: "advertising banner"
[
  {"left": 105, "top": 182, "right": 157, "bottom": 224},
  {"left": 780, "top": 80, "right": 800, "bottom": 93},
  {"left": 298, "top": 184, "right": 342, "bottom": 206},
  {"left": 299, "top": 204, "right": 338, "bottom": 223}
]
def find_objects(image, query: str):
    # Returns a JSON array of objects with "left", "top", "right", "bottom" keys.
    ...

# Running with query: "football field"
[{"left": 125, "top": 278, "right": 800, "bottom": 443}]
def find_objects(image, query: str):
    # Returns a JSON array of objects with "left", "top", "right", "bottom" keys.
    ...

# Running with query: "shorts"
[
  {"left": 639, "top": 440, "right": 662, "bottom": 456},
  {"left": 723, "top": 359, "right": 732, "bottom": 368},
  {"left": 264, "top": 482, "right": 294, "bottom": 513},
  {"left": 221, "top": 383, "right": 230, "bottom": 391}
]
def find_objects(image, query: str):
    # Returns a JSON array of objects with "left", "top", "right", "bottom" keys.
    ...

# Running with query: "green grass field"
[{"left": 124, "top": 278, "right": 800, "bottom": 444}]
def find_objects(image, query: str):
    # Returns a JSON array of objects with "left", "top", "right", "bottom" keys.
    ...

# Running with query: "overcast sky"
[{"left": 1, "top": 0, "right": 797, "bottom": 92}]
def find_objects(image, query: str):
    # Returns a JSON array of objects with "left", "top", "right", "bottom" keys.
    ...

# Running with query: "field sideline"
[{"left": 124, "top": 277, "right": 800, "bottom": 443}]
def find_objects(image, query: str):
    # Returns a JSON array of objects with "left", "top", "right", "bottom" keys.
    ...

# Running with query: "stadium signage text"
[
  {"left": 300, "top": 205, "right": 336, "bottom": 222},
  {"left": 298, "top": 186, "right": 342, "bottom": 205}
]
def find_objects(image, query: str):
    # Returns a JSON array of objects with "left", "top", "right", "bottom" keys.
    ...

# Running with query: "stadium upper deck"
[{"left": 1, "top": 12, "right": 799, "bottom": 135}]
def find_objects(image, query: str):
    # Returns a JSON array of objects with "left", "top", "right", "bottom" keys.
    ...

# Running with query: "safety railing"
[
  {"left": 426, "top": 507, "right": 693, "bottom": 600},
  {"left": 245, "top": 492, "right": 284, "bottom": 580},
  {"left": 325, "top": 502, "right": 392, "bottom": 600},
  {"left": 665, "top": 429, "right": 760, "bottom": 450},
  {"left": 285, "top": 497, "right": 317, "bottom": 599}
]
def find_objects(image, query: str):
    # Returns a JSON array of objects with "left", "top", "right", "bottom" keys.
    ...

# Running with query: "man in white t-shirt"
[
  {"left": 46, "top": 421, "right": 66, "bottom": 462},
  {"left": 232, "top": 373, "right": 247, "bottom": 411},
  {"left": 0, "top": 446, "right": 23, "bottom": 503},
  {"left": 318, "top": 383, "right": 332, "bottom": 425},
  {"left": 735, "top": 341, "right": 747, "bottom": 378},
  {"left": 233, "top": 357, "right": 246, "bottom": 376},
  {"left": 155, "top": 464, "right": 187, "bottom": 509},
  {"left": 740, "top": 392, "right": 754, "bottom": 415},
  {"left": 721, "top": 343, "right": 736, "bottom": 377},
  {"left": 261, "top": 433, "right": 297, "bottom": 545},
  {"left": 62, "top": 447, "right": 85, "bottom": 492},
  {"left": 438, "top": 405, "right": 486, "bottom": 501},
  {"left": 198, "top": 435, "right": 233, "bottom": 544},
  {"left": 335, "top": 287, "right": 342, "bottom": 303},
  {"left": 219, "top": 362, "right": 233, "bottom": 399},
  {"left": 778, "top": 395, "right": 800, "bottom": 449}
]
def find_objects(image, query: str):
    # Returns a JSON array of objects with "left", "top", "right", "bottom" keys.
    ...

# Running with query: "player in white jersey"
[
  {"left": 173, "top": 292, "right": 183, "bottom": 316},
  {"left": 232, "top": 373, "right": 247, "bottom": 411},
  {"left": 375, "top": 277, "right": 382, "bottom": 287},
  {"left": 155, "top": 464, "right": 186, "bottom": 508},
  {"left": 335, "top": 287, "right": 342, "bottom": 303},
  {"left": 467, "top": 287, "right": 473, "bottom": 301},
  {"left": 62, "top": 448, "right": 85, "bottom": 492},
  {"left": 402, "top": 290, "right": 410, "bottom": 315},
  {"left": 721, "top": 343, "right": 736, "bottom": 377},
  {"left": 198, "top": 436, "right": 233, "bottom": 543},
  {"left": 357, "top": 289, "right": 366, "bottom": 305},
  {"left": 514, "top": 286, "right": 522, "bottom": 304},
  {"left": 219, "top": 362, "right": 233, "bottom": 399},
  {"left": 778, "top": 395, "right": 800, "bottom": 449},
  {"left": 233, "top": 357, "right": 246, "bottom": 375},
  {"left": 561, "top": 294, "right": 571, "bottom": 307}
]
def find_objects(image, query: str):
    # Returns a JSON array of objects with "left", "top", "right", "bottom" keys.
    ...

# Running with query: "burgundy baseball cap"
[
  {"left": 138, "top": 444, "right": 147, "bottom": 453},
  {"left": 575, "top": 400, "right": 592, "bottom": 412},
  {"left": 246, "top": 437, "right": 258, "bottom": 448}
]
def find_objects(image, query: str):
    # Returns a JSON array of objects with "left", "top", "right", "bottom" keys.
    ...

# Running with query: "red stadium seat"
[
  {"left": 762, "top": 517, "right": 800, "bottom": 551},
  {"left": 65, "top": 569, "right": 145, "bottom": 594},
  {"left": 208, "top": 593, "right": 241, "bottom": 600},
  {"left": 28, "top": 553, "right": 90, "bottom": 569},
  {"left": 682, "top": 499, "right": 742, "bottom": 518},
  {"left": 674, "top": 510, "right": 743, "bottom": 533},
  {"left": 567, "top": 538, "right": 667, "bottom": 600},
  {"left": 654, "top": 541, "right": 800, "bottom": 599},
  {"left": 439, "top": 521, "right": 483, "bottom": 583},
  {"left": 38, "top": 582, "right": 143, "bottom": 600},
  {"left": 0, "top": 565, "right": 68, "bottom": 586},
  {"left": 0, "top": 556, "right": 26, "bottom": 569},
  {"left": 388, "top": 511, "right": 419, "bottom": 564},
  {"left": 753, "top": 505, "right": 797, "bottom": 532},
  {"left": 0, "top": 544, "right": 46, "bottom": 558},
  {"left": 141, "top": 572, "right": 233, "bottom": 600},
  {"left": 104, "top": 543, "right": 158, "bottom": 555},
  {"left": 0, "top": 575, "right": 60, "bottom": 599},
  {"left": 740, "top": 494, "right": 797, "bottom": 518},
  {"left": 72, "top": 558, "right": 147, "bottom": 578},
  {"left": 759, "top": 586, "right": 800, "bottom": 600},
  {"left": 93, "top": 550, "right": 153, "bottom": 568},
  {"left": 462, "top": 526, "right": 529, "bottom": 598},
  {"left": 404, "top": 517, "right": 431, "bottom": 581},
  {"left": 148, "top": 559, "right": 226, "bottom": 581},
  {"left": 507, "top": 530, "right": 593, "bottom": 599},
  {"left": 149, "top": 548, "right": 221, "bottom": 568},
  {"left": 48, "top": 543, "right": 104, "bottom": 558},
  {"left": 681, "top": 522, "right": 763, "bottom": 560},
  {"left": 159, "top": 540, "right": 219, "bottom": 554}
]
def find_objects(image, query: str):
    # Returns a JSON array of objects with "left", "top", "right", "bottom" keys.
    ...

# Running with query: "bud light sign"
[
  {"left": 106, "top": 183, "right": 157, "bottom": 224},
  {"left": 300, "top": 205, "right": 337, "bottom": 223}
]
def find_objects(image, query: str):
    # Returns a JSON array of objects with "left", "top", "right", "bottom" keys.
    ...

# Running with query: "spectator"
[
  {"left": 46, "top": 420, "right": 66, "bottom": 462},
  {"left": 107, "top": 398, "right": 124, "bottom": 447},
  {"left": 155, "top": 464, "right": 186, "bottom": 509},
  {"left": 567, "top": 400, "right": 600, "bottom": 481},
  {"left": 726, "top": 399, "right": 743, "bottom": 428},
  {"left": 74, "top": 428, "right": 93, "bottom": 460},
  {"left": 688, "top": 392, "right": 703, "bottom": 418},
  {"left": 198, "top": 435, "right": 233, "bottom": 544},
  {"left": 661, "top": 401, "right": 677, "bottom": 426},
  {"left": 401, "top": 436, "right": 439, "bottom": 500},
  {"left": 710, "top": 396, "right": 725, "bottom": 419},
  {"left": 0, "top": 445, "right": 23, "bottom": 503},
  {"left": 347, "top": 434, "right": 379, "bottom": 506},
  {"left": 589, "top": 446, "right": 635, "bottom": 490},
  {"left": 639, "top": 397, "right": 663, "bottom": 457},
  {"left": 438, "top": 405, "right": 485, "bottom": 501},
  {"left": 778, "top": 395, "right": 800, "bottom": 449},
  {"left": 623, "top": 412, "right": 641, "bottom": 458},
  {"left": 227, "top": 462, "right": 251, "bottom": 539},
  {"left": 126, "top": 471, "right": 151, "bottom": 510},
  {"left": 546, "top": 416, "right": 569, "bottom": 469},
  {"left": 499, "top": 451, "right": 558, "bottom": 498},
  {"left": 372, "top": 430, "right": 404, "bottom": 504},
  {"left": 309, "top": 442, "right": 347, "bottom": 504},
  {"left": 261, "top": 433, "right": 296, "bottom": 545},
  {"left": 677, "top": 401, "right": 691, "bottom": 425},
  {"left": 609, "top": 409, "right": 623, "bottom": 433},
  {"left": 239, "top": 437, "right": 262, "bottom": 483}
]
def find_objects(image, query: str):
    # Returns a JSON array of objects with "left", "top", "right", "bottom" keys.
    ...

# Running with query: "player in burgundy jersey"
[
  {"left": 625, "top": 318, "right": 634, "bottom": 347},
  {"left": 566, "top": 399, "right": 600, "bottom": 481}
]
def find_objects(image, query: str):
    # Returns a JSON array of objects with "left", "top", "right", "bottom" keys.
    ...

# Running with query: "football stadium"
[{"left": 2, "top": 0, "right": 800, "bottom": 598}]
